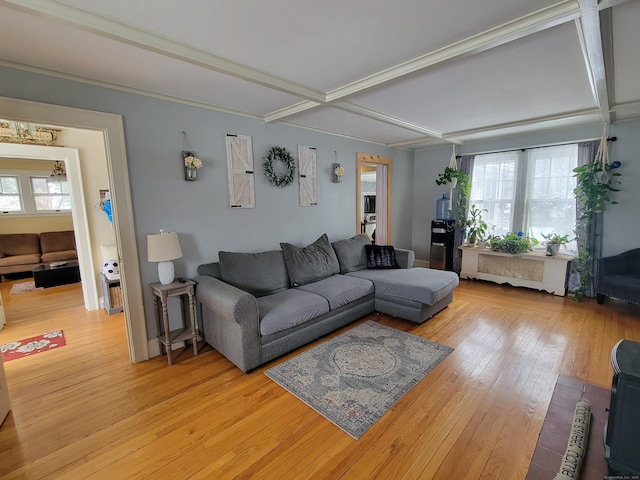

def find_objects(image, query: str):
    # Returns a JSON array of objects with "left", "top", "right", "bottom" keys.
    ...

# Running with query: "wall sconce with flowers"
[
  {"left": 333, "top": 151, "right": 345, "bottom": 183},
  {"left": 182, "top": 131, "right": 202, "bottom": 181}
]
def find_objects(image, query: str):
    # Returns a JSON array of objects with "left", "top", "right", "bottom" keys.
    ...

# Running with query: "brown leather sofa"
[{"left": 0, "top": 231, "right": 77, "bottom": 277}]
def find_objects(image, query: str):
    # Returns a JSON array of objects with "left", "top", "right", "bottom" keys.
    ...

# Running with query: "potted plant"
[
  {"left": 464, "top": 204, "right": 488, "bottom": 246},
  {"left": 490, "top": 232, "right": 538, "bottom": 255},
  {"left": 435, "top": 166, "right": 470, "bottom": 230},
  {"left": 541, "top": 232, "right": 572, "bottom": 256}
]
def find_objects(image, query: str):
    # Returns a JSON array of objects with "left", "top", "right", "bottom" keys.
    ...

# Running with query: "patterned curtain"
[
  {"left": 573, "top": 140, "right": 601, "bottom": 297},
  {"left": 453, "top": 155, "right": 475, "bottom": 274}
]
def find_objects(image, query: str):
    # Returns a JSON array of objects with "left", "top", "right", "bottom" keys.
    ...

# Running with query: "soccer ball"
[{"left": 103, "top": 260, "right": 119, "bottom": 276}]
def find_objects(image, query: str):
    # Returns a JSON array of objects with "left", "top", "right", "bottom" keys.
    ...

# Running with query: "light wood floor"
[{"left": 0, "top": 277, "right": 638, "bottom": 479}]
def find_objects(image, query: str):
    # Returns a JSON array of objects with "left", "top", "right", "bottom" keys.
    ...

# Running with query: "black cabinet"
[{"left": 605, "top": 339, "right": 640, "bottom": 476}]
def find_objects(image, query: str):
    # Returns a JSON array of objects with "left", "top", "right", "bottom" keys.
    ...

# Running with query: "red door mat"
[{"left": 1, "top": 330, "right": 66, "bottom": 362}]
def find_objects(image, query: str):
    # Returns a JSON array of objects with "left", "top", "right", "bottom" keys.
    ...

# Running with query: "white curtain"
[{"left": 375, "top": 164, "right": 388, "bottom": 245}]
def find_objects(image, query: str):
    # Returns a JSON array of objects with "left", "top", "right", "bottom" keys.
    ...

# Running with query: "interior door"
[{"left": 0, "top": 354, "right": 11, "bottom": 426}]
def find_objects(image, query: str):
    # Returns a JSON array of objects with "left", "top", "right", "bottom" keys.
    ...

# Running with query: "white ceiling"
[{"left": 1, "top": 0, "right": 638, "bottom": 150}]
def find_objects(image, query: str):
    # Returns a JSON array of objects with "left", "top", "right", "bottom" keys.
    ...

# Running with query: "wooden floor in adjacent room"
[{"left": 1, "top": 276, "right": 639, "bottom": 479}]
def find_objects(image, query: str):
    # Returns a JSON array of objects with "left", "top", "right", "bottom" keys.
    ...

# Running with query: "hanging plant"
[
  {"left": 263, "top": 146, "right": 296, "bottom": 187},
  {"left": 572, "top": 133, "right": 622, "bottom": 301},
  {"left": 435, "top": 166, "right": 470, "bottom": 229}
]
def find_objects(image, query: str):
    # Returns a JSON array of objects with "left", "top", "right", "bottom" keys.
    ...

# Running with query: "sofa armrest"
[
  {"left": 394, "top": 248, "right": 415, "bottom": 269},
  {"left": 195, "top": 275, "right": 258, "bottom": 327},
  {"left": 597, "top": 248, "right": 640, "bottom": 277},
  {"left": 194, "top": 274, "right": 261, "bottom": 372}
]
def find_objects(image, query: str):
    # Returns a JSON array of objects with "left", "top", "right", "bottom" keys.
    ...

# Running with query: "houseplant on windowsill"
[
  {"left": 541, "top": 232, "right": 572, "bottom": 256},
  {"left": 464, "top": 204, "right": 488, "bottom": 246},
  {"left": 490, "top": 232, "right": 538, "bottom": 255}
]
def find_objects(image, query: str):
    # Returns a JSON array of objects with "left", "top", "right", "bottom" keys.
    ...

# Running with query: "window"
[
  {"left": 0, "top": 175, "right": 22, "bottom": 212},
  {"left": 470, "top": 144, "right": 578, "bottom": 251},
  {"left": 31, "top": 176, "right": 71, "bottom": 211},
  {"left": 0, "top": 169, "right": 70, "bottom": 215}
]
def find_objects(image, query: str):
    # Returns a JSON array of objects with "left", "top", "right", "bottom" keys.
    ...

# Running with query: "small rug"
[
  {"left": 265, "top": 320, "right": 454, "bottom": 439},
  {"left": 1, "top": 330, "right": 66, "bottom": 361},
  {"left": 9, "top": 281, "right": 42, "bottom": 295}
]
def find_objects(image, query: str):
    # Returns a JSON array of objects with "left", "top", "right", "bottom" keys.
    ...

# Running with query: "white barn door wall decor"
[
  {"left": 298, "top": 145, "right": 317, "bottom": 207},
  {"left": 226, "top": 134, "right": 255, "bottom": 208}
]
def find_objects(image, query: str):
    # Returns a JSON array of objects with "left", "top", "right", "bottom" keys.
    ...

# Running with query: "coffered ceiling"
[{"left": 0, "top": 0, "right": 638, "bottom": 149}]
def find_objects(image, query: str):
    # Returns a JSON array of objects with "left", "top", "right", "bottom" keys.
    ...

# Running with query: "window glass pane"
[
  {"left": 31, "top": 176, "right": 71, "bottom": 211},
  {"left": 470, "top": 152, "right": 518, "bottom": 237},
  {"left": 0, "top": 176, "right": 22, "bottom": 211},
  {"left": 527, "top": 145, "right": 578, "bottom": 251}
]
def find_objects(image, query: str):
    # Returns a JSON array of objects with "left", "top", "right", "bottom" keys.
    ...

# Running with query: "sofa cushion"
[
  {"left": 258, "top": 288, "right": 330, "bottom": 336},
  {"left": 41, "top": 250, "right": 78, "bottom": 263},
  {"left": 0, "top": 233, "right": 40, "bottom": 256},
  {"left": 40, "top": 231, "right": 76, "bottom": 254},
  {"left": 331, "top": 234, "right": 370, "bottom": 273},
  {"left": 0, "top": 253, "right": 41, "bottom": 267},
  {"left": 347, "top": 267, "right": 459, "bottom": 306},
  {"left": 365, "top": 244, "right": 399, "bottom": 269},
  {"left": 219, "top": 250, "right": 289, "bottom": 298},
  {"left": 296, "top": 274, "right": 374, "bottom": 310},
  {"left": 280, "top": 234, "right": 340, "bottom": 287}
]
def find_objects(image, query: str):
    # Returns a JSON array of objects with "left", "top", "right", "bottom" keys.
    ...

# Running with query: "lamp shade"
[
  {"left": 147, "top": 231, "right": 182, "bottom": 284},
  {"left": 147, "top": 231, "right": 182, "bottom": 262}
]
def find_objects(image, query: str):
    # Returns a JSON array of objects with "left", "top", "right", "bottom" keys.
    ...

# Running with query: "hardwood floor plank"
[{"left": 1, "top": 278, "right": 638, "bottom": 479}]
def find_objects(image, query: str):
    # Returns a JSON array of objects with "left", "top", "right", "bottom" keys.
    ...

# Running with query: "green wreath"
[{"left": 263, "top": 146, "right": 296, "bottom": 187}]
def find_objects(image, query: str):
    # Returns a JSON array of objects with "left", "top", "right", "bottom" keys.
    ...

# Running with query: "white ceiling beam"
[
  {"left": 576, "top": 0, "right": 611, "bottom": 124},
  {"left": 1, "top": 0, "right": 326, "bottom": 104},
  {"left": 324, "top": 1, "right": 581, "bottom": 103},
  {"left": 266, "top": 1, "right": 582, "bottom": 126},
  {"left": 333, "top": 102, "right": 444, "bottom": 138},
  {"left": 443, "top": 108, "right": 602, "bottom": 141}
]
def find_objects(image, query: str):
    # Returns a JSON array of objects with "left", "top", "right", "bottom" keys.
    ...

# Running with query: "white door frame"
[
  {"left": 0, "top": 96, "right": 149, "bottom": 363},
  {"left": 0, "top": 144, "right": 98, "bottom": 311}
]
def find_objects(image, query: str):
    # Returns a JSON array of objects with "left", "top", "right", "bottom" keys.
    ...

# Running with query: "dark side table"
[
  {"left": 33, "top": 261, "right": 81, "bottom": 288},
  {"left": 150, "top": 279, "right": 201, "bottom": 365}
]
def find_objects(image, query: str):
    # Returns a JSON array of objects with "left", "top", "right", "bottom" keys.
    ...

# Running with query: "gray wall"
[
  {"left": 413, "top": 121, "right": 639, "bottom": 262},
  {"left": 0, "top": 65, "right": 414, "bottom": 336}
]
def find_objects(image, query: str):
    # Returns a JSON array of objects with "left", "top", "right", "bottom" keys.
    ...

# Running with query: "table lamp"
[{"left": 147, "top": 230, "right": 183, "bottom": 284}]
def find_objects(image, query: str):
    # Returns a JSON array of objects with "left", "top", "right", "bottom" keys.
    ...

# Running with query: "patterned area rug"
[
  {"left": 9, "top": 281, "right": 42, "bottom": 295},
  {"left": 1, "top": 330, "right": 66, "bottom": 361},
  {"left": 265, "top": 320, "right": 454, "bottom": 439}
]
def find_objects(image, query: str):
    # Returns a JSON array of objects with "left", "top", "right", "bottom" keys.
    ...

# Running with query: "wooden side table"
[{"left": 150, "top": 279, "right": 201, "bottom": 365}]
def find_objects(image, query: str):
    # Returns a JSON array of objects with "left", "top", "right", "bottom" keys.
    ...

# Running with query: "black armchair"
[{"left": 596, "top": 248, "right": 640, "bottom": 305}]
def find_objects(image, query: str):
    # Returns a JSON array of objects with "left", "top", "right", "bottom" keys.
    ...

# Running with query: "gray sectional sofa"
[{"left": 195, "top": 233, "right": 459, "bottom": 372}]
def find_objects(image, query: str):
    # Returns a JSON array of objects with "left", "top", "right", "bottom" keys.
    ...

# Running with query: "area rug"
[
  {"left": 265, "top": 320, "right": 454, "bottom": 439},
  {"left": 1, "top": 330, "right": 66, "bottom": 361},
  {"left": 9, "top": 281, "right": 41, "bottom": 295}
]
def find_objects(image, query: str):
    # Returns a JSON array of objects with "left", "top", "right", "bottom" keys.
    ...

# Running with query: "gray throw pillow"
[
  {"left": 218, "top": 250, "right": 289, "bottom": 297},
  {"left": 331, "top": 234, "right": 371, "bottom": 273},
  {"left": 365, "top": 244, "right": 399, "bottom": 269},
  {"left": 280, "top": 234, "right": 340, "bottom": 287}
]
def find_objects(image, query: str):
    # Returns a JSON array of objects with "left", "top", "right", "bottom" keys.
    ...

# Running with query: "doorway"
[
  {"left": 356, "top": 153, "right": 392, "bottom": 244},
  {"left": 0, "top": 144, "right": 98, "bottom": 310},
  {"left": 0, "top": 95, "right": 148, "bottom": 363}
]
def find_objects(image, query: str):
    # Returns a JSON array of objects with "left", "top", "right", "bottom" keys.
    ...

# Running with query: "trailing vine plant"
[
  {"left": 435, "top": 166, "right": 471, "bottom": 230},
  {"left": 572, "top": 157, "right": 621, "bottom": 300}
]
